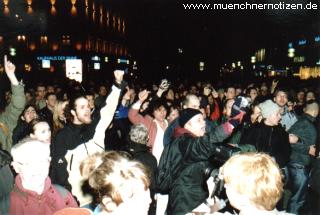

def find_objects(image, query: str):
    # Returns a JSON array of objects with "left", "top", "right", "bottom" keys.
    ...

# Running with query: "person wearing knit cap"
[
  {"left": 239, "top": 99, "right": 291, "bottom": 169},
  {"left": 259, "top": 100, "right": 281, "bottom": 123},
  {"left": 163, "top": 97, "right": 246, "bottom": 215}
]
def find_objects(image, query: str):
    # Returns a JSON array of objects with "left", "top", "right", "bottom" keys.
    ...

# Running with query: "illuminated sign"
[
  {"left": 117, "top": 58, "right": 128, "bottom": 64},
  {"left": 315, "top": 36, "right": 320, "bottom": 42},
  {"left": 66, "top": 59, "right": 82, "bottom": 83},
  {"left": 91, "top": 56, "right": 100, "bottom": 61},
  {"left": 42, "top": 60, "right": 50, "bottom": 68},
  {"left": 298, "top": 40, "right": 307, "bottom": 45},
  {"left": 293, "top": 56, "right": 305, "bottom": 63},
  {"left": 37, "top": 56, "right": 77, "bottom": 61},
  {"left": 288, "top": 43, "right": 293, "bottom": 48},
  {"left": 94, "top": 63, "right": 100, "bottom": 70}
]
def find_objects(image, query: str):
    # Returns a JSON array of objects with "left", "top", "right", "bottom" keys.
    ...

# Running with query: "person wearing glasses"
[{"left": 8, "top": 137, "right": 78, "bottom": 215}]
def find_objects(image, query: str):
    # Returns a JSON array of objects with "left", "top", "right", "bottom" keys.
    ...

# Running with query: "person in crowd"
[
  {"left": 165, "top": 97, "right": 245, "bottom": 215},
  {"left": 8, "top": 137, "right": 78, "bottom": 215},
  {"left": 287, "top": 101, "right": 319, "bottom": 214},
  {"left": 39, "top": 92, "right": 57, "bottom": 128},
  {"left": 35, "top": 83, "right": 47, "bottom": 110},
  {"left": 50, "top": 70, "right": 124, "bottom": 207},
  {"left": 0, "top": 56, "right": 26, "bottom": 151},
  {"left": 27, "top": 118, "right": 51, "bottom": 144},
  {"left": 273, "top": 88, "right": 297, "bottom": 131},
  {"left": 163, "top": 94, "right": 200, "bottom": 146},
  {"left": 127, "top": 124, "right": 158, "bottom": 215},
  {"left": 80, "top": 151, "right": 152, "bottom": 215},
  {"left": 52, "top": 100, "right": 69, "bottom": 137},
  {"left": 305, "top": 90, "right": 316, "bottom": 102},
  {"left": 294, "top": 89, "right": 305, "bottom": 116},
  {"left": 210, "top": 153, "right": 294, "bottom": 215},
  {"left": 224, "top": 86, "right": 236, "bottom": 101},
  {"left": 246, "top": 87, "right": 258, "bottom": 104},
  {"left": 128, "top": 88, "right": 169, "bottom": 162},
  {"left": 94, "top": 84, "right": 108, "bottom": 110},
  {"left": 239, "top": 100, "right": 291, "bottom": 168},
  {"left": 25, "top": 89, "right": 36, "bottom": 105},
  {"left": 0, "top": 148, "right": 14, "bottom": 213},
  {"left": 12, "top": 104, "right": 38, "bottom": 145},
  {"left": 167, "top": 105, "right": 180, "bottom": 124}
]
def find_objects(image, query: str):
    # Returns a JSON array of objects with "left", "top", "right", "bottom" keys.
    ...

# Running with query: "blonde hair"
[
  {"left": 52, "top": 100, "right": 68, "bottom": 136},
  {"left": 80, "top": 151, "right": 150, "bottom": 206},
  {"left": 221, "top": 152, "right": 283, "bottom": 211}
]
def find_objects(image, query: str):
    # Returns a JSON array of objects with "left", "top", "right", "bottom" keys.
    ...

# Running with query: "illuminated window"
[
  {"left": 62, "top": 35, "right": 71, "bottom": 45},
  {"left": 40, "top": 36, "right": 48, "bottom": 44}
]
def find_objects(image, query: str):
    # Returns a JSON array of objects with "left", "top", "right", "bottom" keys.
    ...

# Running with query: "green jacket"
[
  {"left": 0, "top": 84, "right": 26, "bottom": 151},
  {"left": 288, "top": 113, "right": 317, "bottom": 166}
]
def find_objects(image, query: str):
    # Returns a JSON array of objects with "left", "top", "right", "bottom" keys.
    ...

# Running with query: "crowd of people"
[{"left": 0, "top": 55, "right": 319, "bottom": 215}]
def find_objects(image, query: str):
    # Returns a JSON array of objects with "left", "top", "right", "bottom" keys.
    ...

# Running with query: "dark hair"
[
  {"left": 147, "top": 99, "right": 168, "bottom": 117},
  {"left": 27, "top": 118, "right": 50, "bottom": 135},
  {"left": 45, "top": 92, "right": 57, "bottom": 100}
]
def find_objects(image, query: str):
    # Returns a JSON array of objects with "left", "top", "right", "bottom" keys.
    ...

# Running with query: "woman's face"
[
  {"left": 251, "top": 106, "right": 262, "bottom": 123},
  {"left": 108, "top": 180, "right": 151, "bottom": 215},
  {"left": 31, "top": 122, "right": 51, "bottom": 144},
  {"left": 59, "top": 101, "right": 68, "bottom": 119},
  {"left": 23, "top": 106, "right": 38, "bottom": 123}
]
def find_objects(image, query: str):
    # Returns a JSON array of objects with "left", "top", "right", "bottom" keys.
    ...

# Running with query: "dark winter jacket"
[
  {"left": 12, "top": 121, "right": 29, "bottom": 146},
  {"left": 239, "top": 121, "right": 291, "bottom": 168},
  {"left": 167, "top": 122, "right": 233, "bottom": 215},
  {"left": 127, "top": 142, "right": 158, "bottom": 192},
  {"left": 288, "top": 113, "right": 317, "bottom": 166}
]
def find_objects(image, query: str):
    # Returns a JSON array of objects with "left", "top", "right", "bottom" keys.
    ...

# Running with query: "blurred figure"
[
  {"left": 35, "top": 84, "right": 47, "bottom": 110},
  {"left": 12, "top": 105, "right": 38, "bottom": 145},
  {"left": 80, "top": 151, "right": 151, "bottom": 215},
  {"left": 9, "top": 138, "right": 77, "bottom": 214},
  {"left": 52, "top": 101, "right": 68, "bottom": 137},
  {"left": 215, "top": 153, "right": 293, "bottom": 215},
  {"left": 0, "top": 56, "right": 26, "bottom": 151}
]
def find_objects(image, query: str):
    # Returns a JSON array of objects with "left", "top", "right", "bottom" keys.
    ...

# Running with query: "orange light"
[
  {"left": 71, "top": 5, "right": 77, "bottom": 16},
  {"left": 50, "top": 0, "right": 56, "bottom": 5},
  {"left": 75, "top": 42, "right": 82, "bottom": 51},
  {"left": 29, "top": 43, "right": 36, "bottom": 51},
  {"left": 3, "top": 0, "right": 9, "bottom": 6},
  {"left": 52, "top": 43, "right": 58, "bottom": 51},
  {"left": 26, "top": 0, "right": 32, "bottom": 6},
  {"left": 50, "top": 6, "right": 56, "bottom": 15},
  {"left": 70, "top": 0, "right": 76, "bottom": 5}
]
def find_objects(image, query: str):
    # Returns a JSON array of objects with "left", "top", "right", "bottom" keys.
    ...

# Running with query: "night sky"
[{"left": 0, "top": 0, "right": 319, "bottom": 80}]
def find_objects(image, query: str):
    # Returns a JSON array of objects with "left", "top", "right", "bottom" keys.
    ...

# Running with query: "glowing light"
[
  {"left": 251, "top": 56, "right": 256, "bottom": 63},
  {"left": 29, "top": 43, "right": 36, "bottom": 51},
  {"left": 50, "top": 6, "right": 56, "bottom": 15},
  {"left": 75, "top": 42, "right": 82, "bottom": 51},
  {"left": 70, "top": 0, "right": 76, "bottom": 5},
  {"left": 26, "top": 0, "right": 32, "bottom": 6},
  {"left": 3, "top": 0, "right": 9, "bottom": 6},
  {"left": 71, "top": 5, "right": 77, "bottom": 16},
  {"left": 52, "top": 43, "right": 59, "bottom": 51},
  {"left": 50, "top": 0, "right": 56, "bottom": 5}
]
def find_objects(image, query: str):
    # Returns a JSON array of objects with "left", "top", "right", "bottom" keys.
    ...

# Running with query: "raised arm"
[{"left": 92, "top": 70, "right": 124, "bottom": 147}]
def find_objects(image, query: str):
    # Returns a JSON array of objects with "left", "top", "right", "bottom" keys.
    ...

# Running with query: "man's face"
[
  {"left": 72, "top": 97, "right": 92, "bottom": 124},
  {"left": 36, "top": 86, "right": 46, "bottom": 99},
  {"left": 86, "top": 95, "right": 95, "bottom": 109},
  {"left": 225, "top": 88, "right": 236, "bottom": 100},
  {"left": 46, "top": 94, "right": 57, "bottom": 109},
  {"left": 297, "top": 91, "right": 305, "bottom": 103},
  {"left": 46, "top": 86, "right": 55, "bottom": 93},
  {"left": 185, "top": 114, "right": 206, "bottom": 137},
  {"left": 14, "top": 147, "right": 51, "bottom": 192},
  {"left": 99, "top": 86, "right": 107, "bottom": 97},
  {"left": 274, "top": 91, "right": 288, "bottom": 107},
  {"left": 260, "top": 86, "right": 268, "bottom": 96},
  {"left": 153, "top": 106, "right": 167, "bottom": 123},
  {"left": 266, "top": 110, "right": 282, "bottom": 126}
]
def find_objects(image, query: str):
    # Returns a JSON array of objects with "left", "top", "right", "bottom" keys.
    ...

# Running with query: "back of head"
[
  {"left": 80, "top": 151, "right": 150, "bottom": 206},
  {"left": 11, "top": 137, "right": 50, "bottom": 162},
  {"left": 129, "top": 124, "right": 149, "bottom": 145},
  {"left": 183, "top": 94, "right": 200, "bottom": 109},
  {"left": 221, "top": 152, "right": 283, "bottom": 211},
  {"left": 304, "top": 101, "right": 319, "bottom": 117}
]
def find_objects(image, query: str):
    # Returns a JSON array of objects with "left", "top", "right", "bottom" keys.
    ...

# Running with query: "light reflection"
[
  {"left": 71, "top": 5, "right": 77, "bottom": 16},
  {"left": 50, "top": 6, "right": 57, "bottom": 15},
  {"left": 27, "top": 6, "right": 33, "bottom": 14}
]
